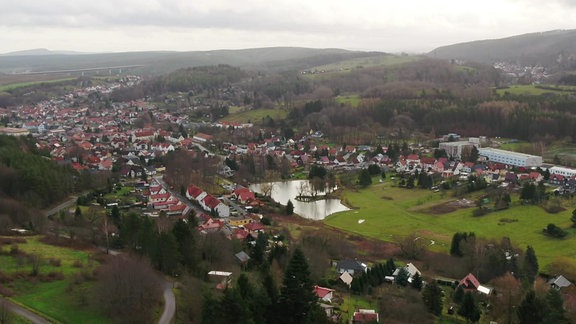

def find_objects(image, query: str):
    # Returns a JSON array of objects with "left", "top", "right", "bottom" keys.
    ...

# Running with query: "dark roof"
[
  {"left": 336, "top": 259, "right": 365, "bottom": 271},
  {"left": 235, "top": 251, "right": 251, "bottom": 263}
]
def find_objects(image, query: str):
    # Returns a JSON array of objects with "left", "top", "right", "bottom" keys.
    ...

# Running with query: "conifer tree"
[
  {"left": 517, "top": 290, "right": 545, "bottom": 324},
  {"left": 411, "top": 272, "right": 423, "bottom": 291},
  {"left": 422, "top": 280, "right": 443, "bottom": 316},
  {"left": 277, "top": 247, "right": 326, "bottom": 324},
  {"left": 458, "top": 292, "right": 480, "bottom": 323},
  {"left": 523, "top": 245, "right": 539, "bottom": 284}
]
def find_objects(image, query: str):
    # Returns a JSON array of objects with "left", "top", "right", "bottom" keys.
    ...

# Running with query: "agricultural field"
[
  {"left": 0, "top": 76, "right": 76, "bottom": 91},
  {"left": 325, "top": 180, "right": 576, "bottom": 270},
  {"left": 304, "top": 54, "right": 422, "bottom": 76},
  {"left": 0, "top": 236, "right": 107, "bottom": 323}
]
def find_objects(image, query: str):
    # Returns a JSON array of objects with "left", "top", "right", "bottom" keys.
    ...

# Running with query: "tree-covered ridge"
[
  {"left": 0, "top": 135, "right": 76, "bottom": 208},
  {"left": 149, "top": 64, "right": 247, "bottom": 94}
]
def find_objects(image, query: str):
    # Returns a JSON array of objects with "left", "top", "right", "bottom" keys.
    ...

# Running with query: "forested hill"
[
  {"left": 0, "top": 47, "right": 385, "bottom": 76},
  {"left": 0, "top": 136, "right": 76, "bottom": 209},
  {"left": 428, "top": 29, "right": 576, "bottom": 71}
]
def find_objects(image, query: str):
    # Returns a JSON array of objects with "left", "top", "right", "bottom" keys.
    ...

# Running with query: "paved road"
[
  {"left": 42, "top": 195, "right": 78, "bottom": 217},
  {"left": 158, "top": 281, "right": 176, "bottom": 324},
  {"left": 0, "top": 298, "right": 52, "bottom": 324}
]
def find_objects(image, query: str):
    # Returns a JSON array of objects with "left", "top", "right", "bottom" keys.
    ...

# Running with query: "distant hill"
[
  {"left": 1, "top": 48, "right": 87, "bottom": 56},
  {"left": 0, "top": 47, "right": 386, "bottom": 76},
  {"left": 428, "top": 29, "right": 576, "bottom": 71}
]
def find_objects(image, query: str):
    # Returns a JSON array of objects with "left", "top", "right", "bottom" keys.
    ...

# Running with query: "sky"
[{"left": 1, "top": 0, "right": 576, "bottom": 54}]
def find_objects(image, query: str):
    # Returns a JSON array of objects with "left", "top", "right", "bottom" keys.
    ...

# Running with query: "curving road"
[
  {"left": 0, "top": 298, "right": 51, "bottom": 324},
  {"left": 158, "top": 281, "right": 176, "bottom": 324}
]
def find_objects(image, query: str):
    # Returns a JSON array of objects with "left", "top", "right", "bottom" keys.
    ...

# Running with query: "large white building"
[
  {"left": 478, "top": 148, "right": 542, "bottom": 167},
  {"left": 439, "top": 141, "right": 475, "bottom": 159},
  {"left": 549, "top": 166, "right": 576, "bottom": 178}
]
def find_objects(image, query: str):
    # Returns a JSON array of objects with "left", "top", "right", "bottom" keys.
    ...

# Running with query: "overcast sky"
[{"left": 2, "top": 0, "right": 576, "bottom": 54}]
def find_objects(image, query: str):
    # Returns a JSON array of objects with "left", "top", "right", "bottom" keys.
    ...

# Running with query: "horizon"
[{"left": 2, "top": 1, "right": 576, "bottom": 55}]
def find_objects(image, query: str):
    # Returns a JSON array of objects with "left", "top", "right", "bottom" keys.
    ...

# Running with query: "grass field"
[
  {"left": 306, "top": 54, "right": 422, "bottom": 75},
  {"left": 325, "top": 181, "right": 576, "bottom": 269},
  {"left": 0, "top": 236, "right": 106, "bottom": 323},
  {"left": 0, "top": 78, "right": 76, "bottom": 92},
  {"left": 335, "top": 95, "right": 362, "bottom": 108},
  {"left": 12, "top": 280, "right": 107, "bottom": 323},
  {"left": 495, "top": 84, "right": 576, "bottom": 96},
  {"left": 220, "top": 108, "right": 288, "bottom": 123}
]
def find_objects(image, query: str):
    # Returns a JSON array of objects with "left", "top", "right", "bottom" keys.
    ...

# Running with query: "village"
[{"left": 2, "top": 76, "right": 576, "bottom": 322}]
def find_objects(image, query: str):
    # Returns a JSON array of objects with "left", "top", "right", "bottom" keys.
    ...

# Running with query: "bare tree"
[
  {"left": 92, "top": 255, "right": 163, "bottom": 323},
  {"left": 398, "top": 233, "right": 427, "bottom": 260}
]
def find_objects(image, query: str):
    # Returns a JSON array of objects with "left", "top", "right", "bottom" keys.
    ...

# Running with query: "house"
[
  {"left": 198, "top": 217, "right": 225, "bottom": 233},
  {"left": 319, "top": 303, "right": 335, "bottom": 318},
  {"left": 336, "top": 260, "right": 367, "bottom": 276},
  {"left": 186, "top": 185, "right": 207, "bottom": 202},
  {"left": 393, "top": 263, "right": 421, "bottom": 283},
  {"left": 314, "top": 285, "right": 335, "bottom": 303},
  {"left": 192, "top": 132, "right": 213, "bottom": 143},
  {"left": 548, "top": 275, "right": 573, "bottom": 290},
  {"left": 352, "top": 309, "right": 379, "bottom": 323},
  {"left": 208, "top": 271, "right": 232, "bottom": 290},
  {"left": 233, "top": 187, "right": 256, "bottom": 204},
  {"left": 200, "top": 195, "right": 230, "bottom": 217},
  {"left": 458, "top": 273, "right": 492, "bottom": 295},
  {"left": 244, "top": 222, "right": 265, "bottom": 233},
  {"left": 340, "top": 271, "right": 354, "bottom": 287},
  {"left": 234, "top": 251, "right": 251, "bottom": 265}
]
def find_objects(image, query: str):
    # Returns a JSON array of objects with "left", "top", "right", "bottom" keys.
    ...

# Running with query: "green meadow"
[
  {"left": 0, "top": 236, "right": 106, "bottom": 323},
  {"left": 335, "top": 95, "right": 362, "bottom": 108},
  {"left": 220, "top": 107, "right": 288, "bottom": 124},
  {"left": 495, "top": 84, "right": 576, "bottom": 96},
  {"left": 325, "top": 181, "right": 576, "bottom": 269}
]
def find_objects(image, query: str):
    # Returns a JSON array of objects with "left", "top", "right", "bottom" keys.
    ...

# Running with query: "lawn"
[
  {"left": 0, "top": 236, "right": 106, "bottom": 323},
  {"left": 338, "top": 293, "right": 376, "bottom": 324},
  {"left": 325, "top": 182, "right": 576, "bottom": 269}
]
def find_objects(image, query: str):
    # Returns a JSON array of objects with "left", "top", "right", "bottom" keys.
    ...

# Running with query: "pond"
[{"left": 250, "top": 180, "right": 350, "bottom": 220}]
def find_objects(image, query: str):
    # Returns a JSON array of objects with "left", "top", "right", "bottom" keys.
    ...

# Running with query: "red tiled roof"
[
  {"left": 187, "top": 185, "right": 205, "bottom": 199},
  {"left": 459, "top": 273, "right": 480, "bottom": 290},
  {"left": 314, "top": 285, "right": 334, "bottom": 299},
  {"left": 202, "top": 195, "right": 222, "bottom": 209},
  {"left": 245, "top": 222, "right": 265, "bottom": 232}
]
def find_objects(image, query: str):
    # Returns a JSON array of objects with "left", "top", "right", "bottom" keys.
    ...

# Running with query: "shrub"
[{"left": 543, "top": 223, "right": 567, "bottom": 238}]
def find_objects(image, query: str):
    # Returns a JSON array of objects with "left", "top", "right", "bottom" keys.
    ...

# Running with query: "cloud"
[{"left": 1, "top": 0, "right": 576, "bottom": 53}]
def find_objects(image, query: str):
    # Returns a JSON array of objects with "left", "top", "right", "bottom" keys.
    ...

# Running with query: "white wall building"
[
  {"left": 479, "top": 148, "right": 542, "bottom": 167},
  {"left": 549, "top": 166, "right": 576, "bottom": 178},
  {"left": 439, "top": 141, "right": 475, "bottom": 159}
]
